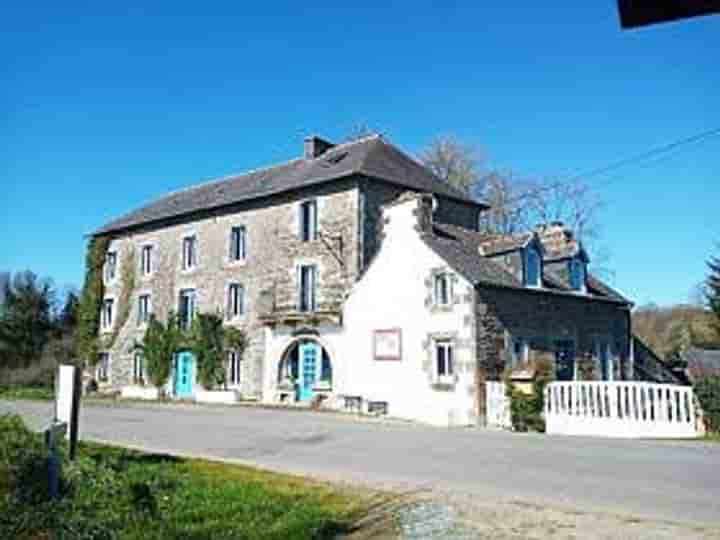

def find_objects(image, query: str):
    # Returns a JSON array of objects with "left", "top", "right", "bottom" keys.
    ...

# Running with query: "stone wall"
[{"left": 100, "top": 178, "right": 361, "bottom": 398}]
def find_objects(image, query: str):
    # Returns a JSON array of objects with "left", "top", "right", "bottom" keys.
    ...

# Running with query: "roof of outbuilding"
[
  {"left": 424, "top": 222, "right": 631, "bottom": 305},
  {"left": 95, "top": 135, "right": 483, "bottom": 236}
]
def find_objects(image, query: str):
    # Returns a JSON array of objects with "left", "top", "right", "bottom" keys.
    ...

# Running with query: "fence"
[
  {"left": 486, "top": 381, "right": 512, "bottom": 429},
  {"left": 545, "top": 381, "right": 698, "bottom": 438}
]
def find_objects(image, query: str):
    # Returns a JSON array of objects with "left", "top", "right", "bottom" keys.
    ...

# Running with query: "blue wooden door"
[
  {"left": 299, "top": 342, "right": 318, "bottom": 401},
  {"left": 175, "top": 351, "right": 195, "bottom": 398}
]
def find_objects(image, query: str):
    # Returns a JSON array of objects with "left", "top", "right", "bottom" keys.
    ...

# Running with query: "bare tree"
[
  {"left": 418, "top": 136, "right": 483, "bottom": 194},
  {"left": 474, "top": 170, "right": 534, "bottom": 235}
]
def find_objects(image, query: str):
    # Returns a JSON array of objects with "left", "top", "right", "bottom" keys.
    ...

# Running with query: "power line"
[{"left": 507, "top": 126, "right": 720, "bottom": 203}]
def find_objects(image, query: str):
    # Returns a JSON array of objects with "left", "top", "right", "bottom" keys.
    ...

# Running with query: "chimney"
[
  {"left": 303, "top": 135, "right": 335, "bottom": 160},
  {"left": 535, "top": 221, "right": 576, "bottom": 253}
]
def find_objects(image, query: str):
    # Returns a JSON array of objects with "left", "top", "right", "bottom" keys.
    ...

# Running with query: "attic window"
[
  {"left": 323, "top": 151, "right": 349, "bottom": 166},
  {"left": 569, "top": 258, "right": 586, "bottom": 292},
  {"left": 524, "top": 248, "right": 541, "bottom": 288}
]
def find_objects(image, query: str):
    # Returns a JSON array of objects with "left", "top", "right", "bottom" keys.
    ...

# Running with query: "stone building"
[{"left": 92, "top": 134, "right": 634, "bottom": 426}]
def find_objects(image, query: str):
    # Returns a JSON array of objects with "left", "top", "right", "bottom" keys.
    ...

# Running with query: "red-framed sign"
[{"left": 373, "top": 328, "right": 402, "bottom": 361}]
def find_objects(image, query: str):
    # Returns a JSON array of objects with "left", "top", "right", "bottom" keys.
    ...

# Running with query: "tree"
[
  {"left": 55, "top": 290, "right": 79, "bottom": 337},
  {"left": 707, "top": 249, "right": 720, "bottom": 338},
  {"left": 138, "top": 314, "right": 182, "bottom": 391},
  {"left": 0, "top": 271, "right": 56, "bottom": 369},
  {"left": 418, "top": 136, "right": 482, "bottom": 194}
]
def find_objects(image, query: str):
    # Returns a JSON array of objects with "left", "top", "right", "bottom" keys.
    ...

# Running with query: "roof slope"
[
  {"left": 96, "top": 135, "right": 481, "bottom": 235},
  {"left": 424, "top": 223, "right": 631, "bottom": 305}
]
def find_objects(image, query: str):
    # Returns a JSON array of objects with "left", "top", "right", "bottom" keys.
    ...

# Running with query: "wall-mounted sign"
[{"left": 374, "top": 328, "right": 402, "bottom": 361}]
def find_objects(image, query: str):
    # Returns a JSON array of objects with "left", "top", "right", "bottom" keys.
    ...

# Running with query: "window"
[
  {"left": 179, "top": 289, "right": 196, "bottom": 330},
  {"left": 101, "top": 298, "right": 114, "bottom": 330},
  {"left": 97, "top": 353, "right": 110, "bottom": 382},
  {"left": 105, "top": 252, "right": 117, "bottom": 282},
  {"left": 227, "top": 350, "right": 241, "bottom": 387},
  {"left": 182, "top": 236, "right": 197, "bottom": 270},
  {"left": 511, "top": 338, "right": 529, "bottom": 369},
  {"left": 141, "top": 245, "right": 153, "bottom": 275},
  {"left": 298, "top": 264, "right": 317, "bottom": 312},
  {"left": 435, "top": 340, "right": 454, "bottom": 381},
  {"left": 227, "top": 283, "right": 245, "bottom": 318},
  {"left": 133, "top": 353, "right": 145, "bottom": 385},
  {"left": 229, "top": 226, "right": 247, "bottom": 261},
  {"left": 433, "top": 273, "right": 452, "bottom": 306},
  {"left": 524, "top": 247, "right": 541, "bottom": 287},
  {"left": 137, "top": 294, "right": 151, "bottom": 325},
  {"left": 299, "top": 200, "right": 318, "bottom": 241},
  {"left": 597, "top": 341, "right": 613, "bottom": 381},
  {"left": 569, "top": 258, "right": 586, "bottom": 292}
]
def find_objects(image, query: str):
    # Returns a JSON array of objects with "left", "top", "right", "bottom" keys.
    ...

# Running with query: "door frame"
[{"left": 174, "top": 351, "right": 196, "bottom": 398}]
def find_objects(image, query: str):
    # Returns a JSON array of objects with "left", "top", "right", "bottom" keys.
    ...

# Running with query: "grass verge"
[
  {"left": 0, "top": 385, "right": 54, "bottom": 400},
  {"left": 0, "top": 413, "right": 380, "bottom": 540}
]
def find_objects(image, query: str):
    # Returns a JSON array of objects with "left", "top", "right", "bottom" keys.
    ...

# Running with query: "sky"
[{"left": 1, "top": 2, "right": 718, "bottom": 307}]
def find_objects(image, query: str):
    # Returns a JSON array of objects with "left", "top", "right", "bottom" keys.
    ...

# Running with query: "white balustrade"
[{"left": 545, "top": 381, "right": 698, "bottom": 438}]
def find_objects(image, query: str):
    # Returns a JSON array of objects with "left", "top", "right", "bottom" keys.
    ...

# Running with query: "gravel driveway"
[{"left": 3, "top": 399, "right": 719, "bottom": 538}]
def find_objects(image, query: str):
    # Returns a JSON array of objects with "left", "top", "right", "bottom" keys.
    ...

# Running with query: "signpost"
[{"left": 54, "top": 364, "right": 81, "bottom": 460}]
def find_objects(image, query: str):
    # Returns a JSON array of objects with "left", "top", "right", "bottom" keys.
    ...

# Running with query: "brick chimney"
[
  {"left": 303, "top": 136, "right": 335, "bottom": 160},
  {"left": 535, "top": 221, "right": 577, "bottom": 254}
]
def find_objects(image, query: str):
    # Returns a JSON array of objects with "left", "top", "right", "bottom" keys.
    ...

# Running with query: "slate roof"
[
  {"left": 424, "top": 223, "right": 631, "bottom": 305},
  {"left": 95, "top": 135, "right": 483, "bottom": 235}
]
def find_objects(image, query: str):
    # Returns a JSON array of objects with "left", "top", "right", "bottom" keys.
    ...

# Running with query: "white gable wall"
[{"left": 340, "top": 197, "right": 477, "bottom": 426}]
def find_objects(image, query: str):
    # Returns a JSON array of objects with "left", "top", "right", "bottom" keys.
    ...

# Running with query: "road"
[{"left": 3, "top": 399, "right": 719, "bottom": 528}]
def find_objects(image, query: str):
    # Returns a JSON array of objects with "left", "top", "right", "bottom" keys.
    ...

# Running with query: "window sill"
[
  {"left": 432, "top": 376, "right": 456, "bottom": 390},
  {"left": 226, "top": 259, "right": 247, "bottom": 267}
]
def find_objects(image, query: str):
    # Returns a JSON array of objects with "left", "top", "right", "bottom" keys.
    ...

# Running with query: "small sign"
[{"left": 373, "top": 329, "right": 402, "bottom": 361}]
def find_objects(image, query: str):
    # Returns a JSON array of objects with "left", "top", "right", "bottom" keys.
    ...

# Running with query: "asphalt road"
[{"left": 3, "top": 399, "right": 719, "bottom": 527}]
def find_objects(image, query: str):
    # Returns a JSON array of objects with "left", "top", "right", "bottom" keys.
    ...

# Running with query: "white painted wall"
[{"left": 263, "top": 195, "right": 478, "bottom": 427}]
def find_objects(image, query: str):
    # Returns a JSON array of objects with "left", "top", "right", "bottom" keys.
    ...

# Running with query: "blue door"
[
  {"left": 175, "top": 351, "right": 195, "bottom": 398},
  {"left": 299, "top": 342, "right": 318, "bottom": 401}
]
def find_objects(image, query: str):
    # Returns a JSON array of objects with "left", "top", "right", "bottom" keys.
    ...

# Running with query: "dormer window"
[
  {"left": 524, "top": 248, "right": 541, "bottom": 287},
  {"left": 569, "top": 258, "right": 586, "bottom": 292}
]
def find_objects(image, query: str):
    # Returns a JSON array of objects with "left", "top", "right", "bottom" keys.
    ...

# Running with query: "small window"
[
  {"left": 230, "top": 226, "right": 247, "bottom": 261},
  {"left": 182, "top": 236, "right": 197, "bottom": 270},
  {"left": 433, "top": 273, "right": 452, "bottom": 306},
  {"left": 524, "top": 248, "right": 541, "bottom": 287},
  {"left": 105, "top": 252, "right": 117, "bottom": 282},
  {"left": 133, "top": 353, "right": 145, "bottom": 385},
  {"left": 300, "top": 200, "right": 318, "bottom": 241},
  {"left": 97, "top": 353, "right": 110, "bottom": 382},
  {"left": 141, "top": 245, "right": 153, "bottom": 275},
  {"left": 298, "top": 264, "right": 317, "bottom": 312},
  {"left": 569, "top": 258, "right": 586, "bottom": 292},
  {"left": 227, "top": 283, "right": 245, "bottom": 318},
  {"left": 511, "top": 338, "right": 528, "bottom": 369},
  {"left": 227, "top": 350, "right": 241, "bottom": 387},
  {"left": 179, "top": 289, "right": 196, "bottom": 330},
  {"left": 435, "top": 340, "right": 454, "bottom": 381},
  {"left": 137, "top": 294, "right": 151, "bottom": 325},
  {"left": 101, "top": 298, "right": 114, "bottom": 330}
]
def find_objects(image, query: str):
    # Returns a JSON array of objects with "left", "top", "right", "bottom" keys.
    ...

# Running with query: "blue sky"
[{"left": 1, "top": 3, "right": 718, "bottom": 306}]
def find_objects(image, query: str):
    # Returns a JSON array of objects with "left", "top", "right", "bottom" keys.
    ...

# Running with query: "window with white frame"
[
  {"left": 227, "top": 350, "right": 241, "bottom": 387},
  {"left": 298, "top": 264, "right": 317, "bottom": 312},
  {"left": 105, "top": 251, "right": 117, "bottom": 282},
  {"left": 133, "top": 353, "right": 145, "bottom": 385},
  {"left": 182, "top": 235, "right": 197, "bottom": 270},
  {"left": 299, "top": 199, "right": 318, "bottom": 241},
  {"left": 141, "top": 245, "right": 153, "bottom": 275},
  {"left": 179, "top": 289, "right": 196, "bottom": 330},
  {"left": 227, "top": 283, "right": 245, "bottom": 319},
  {"left": 101, "top": 298, "right": 114, "bottom": 330},
  {"left": 569, "top": 258, "right": 586, "bottom": 292},
  {"left": 433, "top": 273, "right": 452, "bottom": 306},
  {"left": 524, "top": 247, "right": 541, "bottom": 287},
  {"left": 230, "top": 226, "right": 247, "bottom": 261},
  {"left": 137, "top": 294, "right": 151, "bottom": 325},
  {"left": 434, "top": 340, "right": 455, "bottom": 382},
  {"left": 97, "top": 353, "right": 110, "bottom": 382},
  {"left": 511, "top": 337, "right": 529, "bottom": 369}
]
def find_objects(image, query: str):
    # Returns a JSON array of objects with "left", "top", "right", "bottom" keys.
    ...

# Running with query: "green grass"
[
  {"left": 0, "top": 385, "right": 54, "bottom": 400},
  {"left": 702, "top": 432, "right": 720, "bottom": 443},
  {"left": 0, "top": 414, "right": 380, "bottom": 540}
]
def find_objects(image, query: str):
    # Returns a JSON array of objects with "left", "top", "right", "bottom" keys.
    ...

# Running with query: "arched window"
[
  {"left": 569, "top": 258, "right": 586, "bottom": 292},
  {"left": 277, "top": 339, "right": 333, "bottom": 388},
  {"left": 524, "top": 248, "right": 541, "bottom": 287}
]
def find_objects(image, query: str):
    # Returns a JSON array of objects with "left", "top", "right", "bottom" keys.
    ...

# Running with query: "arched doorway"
[{"left": 278, "top": 338, "right": 333, "bottom": 401}]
